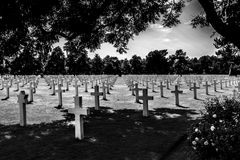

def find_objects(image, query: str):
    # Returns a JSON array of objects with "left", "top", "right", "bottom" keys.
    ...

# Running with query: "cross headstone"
[
  {"left": 203, "top": 81, "right": 211, "bottom": 95},
  {"left": 84, "top": 81, "right": 88, "bottom": 92},
  {"left": 190, "top": 82, "right": 200, "bottom": 99},
  {"left": 166, "top": 79, "right": 170, "bottom": 89},
  {"left": 171, "top": 85, "right": 183, "bottom": 106},
  {"left": 51, "top": 80, "right": 56, "bottom": 95},
  {"left": 66, "top": 80, "right": 69, "bottom": 91},
  {"left": 14, "top": 81, "right": 20, "bottom": 92},
  {"left": 0, "top": 80, "right": 4, "bottom": 90},
  {"left": 138, "top": 89, "right": 153, "bottom": 117},
  {"left": 49, "top": 79, "right": 52, "bottom": 89},
  {"left": 220, "top": 79, "right": 223, "bottom": 90},
  {"left": 151, "top": 80, "right": 156, "bottom": 92},
  {"left": 188, "top": 80, "right": 192, "bottom": 90},
  {"left": 233, "top": 89, "right": 238, "bottom": 98},
  {"left": 68, "top": 96, "right": 89, "bottom": 140},
  {"left": 21, "top": 79, "right": 25, "bottom": 87},
  {"left": 145, "top": 80, "right": 149, "bottom": 89},
  {"left": 60, "top": 78, "right": 63, "bottom": 87},
  {"left": 73, "top": 80, "right": 80, "bottom": 96},
  {"left": 28, "top": 82, "right": 34, "bottom": 103},
  {"left": 131, "top": 82, "right": 135, "bottom": 96},
  {"left": 213, "top": 80, "right": 217, "bottom": 92},
  {"left": 106, "top": 81, "right": 111, "bottom": 94},
  {"left": 90, "top": 85, "right": 103, "bottom": 110},
  {"left": 102, "top": 82, "right": 107, "bottom": 100},
  {"left": 33, "top": 81, "right": 36, "bottom": 93},
  {"left": 225, "top": 80, "right": 228, "bottom": 88},
  {"left": 9, "top": 79, "right": 13, "bottom": 87},
  {"left": 159, "top": 81, "right": 166, "bottom": 97},
  {"left": 128, "top": 80, "right": 134, "bottom": 91},
  {"left": 132, "top": 83, "right": 143, "bottom": 103},
  {"left": 17, "top": 91, "right": 28, "bottom": 126},
  {"left": 91, "top": 80, "right": 94, "bottom": 89},
  {"left": 235, "top": 82, "right": 240, "bottom": 92},
  {"left": 56, "top": 84, "right": 63, "bottom": 107},
  {"left": 1, "top": 83, "right": 10, "bottom": 100}
]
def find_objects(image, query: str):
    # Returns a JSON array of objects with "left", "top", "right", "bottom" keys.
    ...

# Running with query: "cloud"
[
  {"left": 184, "top": 20, "right": 191, "bottom": 25},
  {"left": 149, "top": 24, "right": 172, "bottom": 33},
  {"left": 162, "top": 38, "right": 171, "bottom": 42}
]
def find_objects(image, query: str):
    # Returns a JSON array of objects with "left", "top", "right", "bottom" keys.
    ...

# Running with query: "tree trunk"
[{"left": 198, "top": 0, "right": 240, "bottom": 49}]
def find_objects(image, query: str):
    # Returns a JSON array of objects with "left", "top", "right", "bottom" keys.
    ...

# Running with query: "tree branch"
[{"left": 198, "top": 0, "right": 240, "bottom": 49}]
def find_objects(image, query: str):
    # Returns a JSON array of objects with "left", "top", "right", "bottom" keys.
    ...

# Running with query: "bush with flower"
[{"left": 188, "top": 96, "right": 240, "bottom": 160}]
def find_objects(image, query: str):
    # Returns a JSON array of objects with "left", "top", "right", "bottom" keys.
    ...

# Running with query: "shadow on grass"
[
  {"left": 214, "top": 91, "right": 224, "bottom": 93},
  {"left": 195, "top": 98, "right": 204, "bottom": 101},
  {"left": 161, "top": 96, "right": 169, "bottom": 99},
  {"left": 206, "top": 93, "right": 214, "bottom": 96},
  {"left": 176, "top": 104, "right": 189, "bottom": 109},
  {"left": 0, "top": 107, "right": 199, "bottom": 160}
]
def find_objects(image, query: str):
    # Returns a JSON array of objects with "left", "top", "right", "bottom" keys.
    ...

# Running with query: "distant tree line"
[{"left": 1, "top": 44, "right": 240, "bottom": 75}]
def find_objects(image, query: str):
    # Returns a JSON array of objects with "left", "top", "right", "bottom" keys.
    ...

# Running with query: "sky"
[{"left": 56, "top": 0, "right": 217, "bottom": 60}]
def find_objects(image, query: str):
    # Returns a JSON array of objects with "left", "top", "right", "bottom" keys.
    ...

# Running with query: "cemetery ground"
[{"left": 0, "top": 76, "right": 235, "bottom": 160}]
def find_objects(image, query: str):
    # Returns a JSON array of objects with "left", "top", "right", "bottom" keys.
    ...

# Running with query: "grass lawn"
[{"left": 0, "top": 76, "right": 235, "bottom": 160}]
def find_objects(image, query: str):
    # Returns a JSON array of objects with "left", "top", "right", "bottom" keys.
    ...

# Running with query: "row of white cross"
[
  {"left": 1, "top": 75, "right": 118, "bottom": 140},
  {"left": 1, "top": 74, "right": 240, "bottom": 141},
  {"left": 124, "top": 75, "right": 240, "bottom": 116}
]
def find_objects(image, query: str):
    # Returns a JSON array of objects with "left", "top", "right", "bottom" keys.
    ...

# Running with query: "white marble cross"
[
  {"left": 14, "top": 80, "right": 20, "bottom": 92},
  {"left": 159, "top": 81, "right": 166, "bottom": 97},
  {"left": 1, "top": 82, "right": 10, "bottom": 100},
  {"left": 28, "top": 82, "right": 34, "bottom": 103},
  {"left": 56, "top": 84, "right": 63, "bottom": 107},
  {"left": 139, "top": 89, "right": 153, "bottom": 117},
  {"left": 84, "top": 80, "right": 88, "bottom": 92},
  {"left": 105, "top": 81, "right": 111, "bottom": 94},
  {"left": 190, "top": 82, "right": 200, "bottom": 99},
  {"left": 18, "top": 91, "right": 28, "bottom": 126},
  {"left": 52, "top": 80, "right": 56, "bottom": 95},
  {"left": 171, "top": 85, "right": 183, "bottom": 106},
  {"left": 132, "top": 83, "right": 143, "bottom": 103},
  {"left": 66, "top": 80, "right": 69, "bottom": 91},
  {"left": 213, "top": 80, "right": 217, "bottom": 92},
  {"left": 73, "top": 79, "right": 80, "bottom": 96},
  {"left": 101, "top": 82, "right": 107, "bottom": 100},
  {"left": 68, "top": 96, "right": 89, "bottom": 140},
  {"left": 151, "top": 80, "right": 156, "bottom": 92},
  {"left": 91, "top": 85, "right": 103, "bottom": 110},
  {"left": 235, "top": 82, "right": 240, "bottom": 92},
  {"left": 166, "top": 79, "right": 170, "bottom": 89},
  {"left": 203, "top": 81, "right": 211, "bottom": 95}
]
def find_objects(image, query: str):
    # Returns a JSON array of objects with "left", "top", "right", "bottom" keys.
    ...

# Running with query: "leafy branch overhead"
[
  {"left": 191, "top": 0, "right": 240, "bottom": 49},
  {"left": 0, "top": 0, "right": 184, "bottom": 55},
  {"left": 0, "top": 0, "right": 240, "bottom": 56}
]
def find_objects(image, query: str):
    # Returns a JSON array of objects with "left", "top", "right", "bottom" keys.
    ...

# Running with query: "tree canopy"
[
  {"left": 193, "top": 0, "right": 240, "bottom": 49},
  {"left": 1, "top": 0, "right": 240, "bottom": 75},
  {"left": 0, "top": 0, "right": 185, "bottom": 57}
]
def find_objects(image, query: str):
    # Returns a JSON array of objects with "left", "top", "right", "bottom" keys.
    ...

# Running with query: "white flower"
[
  {"left": 192, "top": 141, "right": 197, "bottom": 145},
  {"left": 193, "top": 147, "right": 197, "bottom": 150},
  {"left": 219, "top": 120, "right": 223, "bottom": 123},
  {"left": 204, "top": 141, "right": 209, "bottom": 145},
  {"left": 210, "top": 125, "right": 215, "bottom": 131},
  {"left": 211, "top": 143, "right": 215, "bottom": 146},
  {"left": 212, "top": 114, "right": 217, "bottom": 118},
  {"left": 195, "top": 137, "right": 199, "bottom": 141},
  {"left": 195, "top": 128, "right": 199, "bottom": 132}
]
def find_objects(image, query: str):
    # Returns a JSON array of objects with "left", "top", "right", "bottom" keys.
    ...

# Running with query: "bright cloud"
[{"left": 149, "top": 24, "right": 172, "bottom": 33}]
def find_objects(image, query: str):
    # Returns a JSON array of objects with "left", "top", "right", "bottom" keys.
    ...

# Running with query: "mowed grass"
[{"left": 0, "top": 76, "right": 236, "bottom": 160}]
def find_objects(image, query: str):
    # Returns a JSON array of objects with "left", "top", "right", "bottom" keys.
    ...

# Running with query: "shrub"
[{"left": 188, "top": 96, "right": 240, "bottom": 160}]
